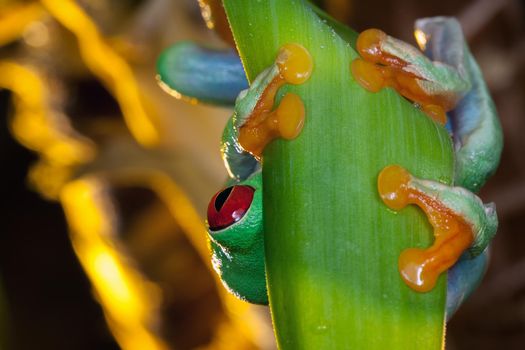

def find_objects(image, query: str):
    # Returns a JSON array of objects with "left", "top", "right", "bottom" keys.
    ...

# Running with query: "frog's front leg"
[
  {"left": 446, "top": 247, "right": 488, "bottom": 320},
  {"left": 351, "top": 22, "right": 471, "bottom": 124},
  {"left": 206, "top": 172, "right": 268, "bottom": 304},
  {"left": 378, "top": 165, "right": 497, "bottom": 293},
  {"left": 221, "top": 43, "right": 313, "bottom": 180}
]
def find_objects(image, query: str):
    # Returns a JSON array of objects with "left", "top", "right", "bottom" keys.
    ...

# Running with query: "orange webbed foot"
[
  {"left": 378, "top": 165, "right": 477, "bottom": 292},
  {"left": 351, "top": 28, "right": 471, "bottom": 125},
  {"left": 238, "top": 43, "right": 313, "bottom": 158}
]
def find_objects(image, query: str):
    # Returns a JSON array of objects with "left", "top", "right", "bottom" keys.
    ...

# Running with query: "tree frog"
[{"left": 157, "top": 17, "right": 502, "bottom": 319}]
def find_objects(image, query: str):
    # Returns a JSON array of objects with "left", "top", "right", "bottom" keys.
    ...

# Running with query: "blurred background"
[{"left": 0, "top": 0, "right": 523, "bottom": 349}]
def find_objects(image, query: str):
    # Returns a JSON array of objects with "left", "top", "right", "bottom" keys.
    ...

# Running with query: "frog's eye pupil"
[
  {"left": 207, "top": 185, "right": 255, "bottom": 231},
  {"left": 214, "top": 187, "right": 233, "bottom": 211}
]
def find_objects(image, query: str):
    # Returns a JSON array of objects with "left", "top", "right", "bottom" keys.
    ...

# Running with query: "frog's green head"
[
  {"left": 205, "top": 173, "right": 267, "bottom": 304},
  {"left": 206, "top": 174, "right": 263, "bottom": 252}
]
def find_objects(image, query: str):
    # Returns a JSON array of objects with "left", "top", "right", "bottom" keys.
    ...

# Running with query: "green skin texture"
[
  {"left": 408, "top": 175, "right": 498, "bottom": 258},
  {"left": 451, "top": 52, "right": 503, "bottom": 192},
  {"left": 208, "top": 172, "right": 267, "bottom": 304},
  {"left": 208, "top": 18, "right": 501, "bottom": 305},
  {"left": 377, "top": 33, "right": 471, "bottom": 101},
  {"left": 412, "top": 17, "right": 504, "bottom": 193}
]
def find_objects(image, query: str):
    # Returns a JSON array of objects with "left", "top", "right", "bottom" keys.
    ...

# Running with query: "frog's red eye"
[{"left": 207, "top": 185, "right": 255, "bottom": 231}]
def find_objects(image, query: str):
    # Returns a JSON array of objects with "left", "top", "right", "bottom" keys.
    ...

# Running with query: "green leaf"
[{"left": 222, "top": 0, "right": 454, "bottom": 348}]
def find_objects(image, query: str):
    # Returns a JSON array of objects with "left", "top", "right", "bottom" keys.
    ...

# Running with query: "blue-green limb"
[
  {"left": 414, "top": 17, "right": 503, "bottom": 192},
  {"left": 156, "top": 41, "right": 248, "bottom": 106}
]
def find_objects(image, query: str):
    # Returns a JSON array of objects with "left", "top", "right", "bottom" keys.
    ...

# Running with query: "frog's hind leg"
[
  {"left": 416, "top": 17, "right": 504, "bottom": 192},
  {"left": 446, "top": 248, "right": 489, "bottom": 320},
  {"left": 377, "top": 165, "right": 497, "bottom": 292}
]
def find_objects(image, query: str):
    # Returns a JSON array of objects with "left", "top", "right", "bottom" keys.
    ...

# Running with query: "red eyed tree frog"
[{"left": 157, "top": 17, "right": 502, "bottom": 319}]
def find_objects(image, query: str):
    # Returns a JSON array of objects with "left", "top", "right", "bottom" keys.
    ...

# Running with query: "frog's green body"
[{"left": 202, "top": 17, "right": 502, "bottom": 318}]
